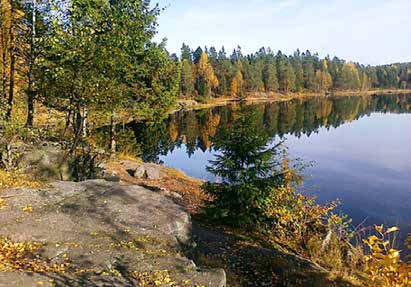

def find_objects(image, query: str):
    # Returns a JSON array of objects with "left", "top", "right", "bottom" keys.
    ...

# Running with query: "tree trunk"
[
  {"left": 110, "top": 111, "right": 116, "bottom": 155},
  {"left": 0, "top": 3, "right": 8, "bottom": 107},
  {"left": 6, "top": 0, "right": 15, "bottom": 119},
  {"left": 26, "top": 0, "right": 36, "bottom": 127},
  {"left": 82, "top": 105, "right": 88, "bottom": 138},
  {"left": 62, "top": 110, "right": 71, "bottom": 138},
  {"left": 4, "top": 143, "right": 12, "bottom": 170},
  {"left": 74, "top": 104, "right": 82, "bottom": 136},
  {"left": 1, "top": 38, "right": 7, "bottom": 106}
]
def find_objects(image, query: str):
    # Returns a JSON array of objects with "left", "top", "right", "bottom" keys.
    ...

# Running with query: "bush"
[{"left": 363, "top": 225, "right": 409, "bottom": 286}]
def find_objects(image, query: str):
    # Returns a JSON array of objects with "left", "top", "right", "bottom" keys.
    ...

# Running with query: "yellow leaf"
[
  {"left": 386, "top": 227, "right": 399, "bottom": 234},
  {"left": 23, "top": 205, "right": 33, "bottom": 213},
  {"left": 375, "top": 224, "right": 383, "bottom": 233}
]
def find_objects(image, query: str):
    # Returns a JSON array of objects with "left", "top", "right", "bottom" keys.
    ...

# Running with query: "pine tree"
[
  {"left": 180, "top": 59, "right": 194, "bottom": 97},
  {"left": 181, "top": 43, "right": 192, "bottom": 63},
  {"left": 302, "top": 51, "right": 316, "bottom": 90},
  {"left": 263, "top": 58, "right": 279, "bottom": 92},
  {"left": 193, "top": 46, "right": 203, "bottom": 64},
  {"left": 277, "top": 52, "right": 296, "bottom": 93},
  {"left": 291, "top": 50, "right": 304, "bottom": 91},
  {"left": 216, "top": 47, "right": 231, "bottom": 96},
  {"left": 285, "top": 63, "right": 296, "bottom": 93}
]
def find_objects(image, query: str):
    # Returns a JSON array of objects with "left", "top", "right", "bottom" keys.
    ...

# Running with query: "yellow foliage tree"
[
  {"left": 360, "top": 72, "right": 371, "bottom": 91},
  {"left": 230, "top": 62, "right": 244, "bottom": 99},
  {"left": 314, "top": 70, "right": 333, "bottom": 93},
  {"left": 196, "top": 52, "right": 218, "bottom": 99},
  {"left": 0, "top": 0, "right": 26, "bottom": 120},
  {"left": 340, "top": 62, "right": 361, "bottom": 90}
]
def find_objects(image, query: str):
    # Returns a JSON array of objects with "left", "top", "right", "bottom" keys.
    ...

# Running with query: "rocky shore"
[{"left": 0, "top": 179, "right": 226, "bottom": 287}]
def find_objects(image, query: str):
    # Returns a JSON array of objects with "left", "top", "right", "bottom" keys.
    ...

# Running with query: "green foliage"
[
  {"left": 38, "top": 0, "right": 178, "bottom": 128},
  {"left": 180, "top": 59, "right": 194, "bottom": 97},
  {"left": 263, "top": 58, "right": 279, "bottom": 92}
]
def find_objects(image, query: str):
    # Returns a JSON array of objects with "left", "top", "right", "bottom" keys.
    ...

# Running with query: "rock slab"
[{"left": 0, "top": 180, "right": 226, "bottom": 287}]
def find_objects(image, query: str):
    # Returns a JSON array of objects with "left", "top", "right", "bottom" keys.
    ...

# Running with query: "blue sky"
[{"left": 153, "top": 0, "right": 411, "bottom": 65}]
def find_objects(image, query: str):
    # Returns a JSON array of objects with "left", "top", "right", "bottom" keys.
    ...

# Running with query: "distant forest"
[{"left": 175, "top": 44, "right": 411, "bottom": 101}]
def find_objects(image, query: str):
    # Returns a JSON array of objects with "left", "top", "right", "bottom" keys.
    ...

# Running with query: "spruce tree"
[
  {"left": 263, "top": 58, "right": 279, "bottom": 92},
  {"left": 203, "top": 105, "right": 288, "bottom": 227}
]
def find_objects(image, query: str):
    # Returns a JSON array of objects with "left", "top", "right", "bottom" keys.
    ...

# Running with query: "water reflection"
[
  {"left": 96, "top": 94, "right": 411, "bottom": 248},
  {"left": 120, "top": 94, "right": 411, "bottom": 163}
]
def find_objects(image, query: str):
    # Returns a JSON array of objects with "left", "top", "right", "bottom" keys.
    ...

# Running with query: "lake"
[{"left": 116, "top": 93, "right": 411, "bottom": 246}]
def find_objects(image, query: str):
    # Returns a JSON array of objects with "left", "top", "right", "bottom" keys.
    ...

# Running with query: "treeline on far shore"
[{"left": 176, "top": 44, "right": 411, "bottom": 102}]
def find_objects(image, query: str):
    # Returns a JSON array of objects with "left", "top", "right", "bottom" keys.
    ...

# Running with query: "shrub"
[{"left": 363, "top": 225, "right": 409, "bottom": 286}]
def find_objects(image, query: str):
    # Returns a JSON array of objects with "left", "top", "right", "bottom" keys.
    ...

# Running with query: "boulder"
[
  {"left": 18, "top": 143, "right": 71, "bottom": 181},
  {"left": 112, "top": 160, "right": 167, "bottom": 180},
  {"left": 0, "top": 180, "right": 226, "bottom": 287},
  {"left": 143, "top": 163, "right": 165, "bottom": 180},
  {"left": 126, "top": 165, "right": 146, "bottom": 179}
]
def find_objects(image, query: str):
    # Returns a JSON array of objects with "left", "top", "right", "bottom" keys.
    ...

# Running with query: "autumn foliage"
[{"left": 363, "top": 225, "right": 409, "bottom": 286}]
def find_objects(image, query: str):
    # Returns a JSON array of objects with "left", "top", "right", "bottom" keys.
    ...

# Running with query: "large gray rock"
[
  {"left": 0, "top": 180, "right": 226, "bottom": 287},
  {"left": 19, "top": 143, "right": 71, "bottom": 181}
]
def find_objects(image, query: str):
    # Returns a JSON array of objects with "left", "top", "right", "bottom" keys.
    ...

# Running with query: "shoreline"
[{"left": 177, "top": 89, "right": 411, "bottom": 111}]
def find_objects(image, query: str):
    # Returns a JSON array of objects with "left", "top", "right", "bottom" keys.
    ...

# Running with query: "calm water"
[{"left": 113, "top": 94, "right": 411, "bottom": 244}]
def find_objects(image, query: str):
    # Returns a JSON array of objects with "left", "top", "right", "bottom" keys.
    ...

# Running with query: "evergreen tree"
[
  {"left": 181, "top": 43, "right": 192, "bottom": 63},
  {"left": 302, "top": 51, "right": 316, "bottom": 90},
  {"left": 208, "top": 46, "right": 218, "bottom": 68},
  {"left": 277, "top": 52, "right": 296, "bottom": 93},
  {"left": 216, "top": 47, "right": 231, "bottom": 96},
  {"left": 285, "top": 63, "right": 296, "bottom": 93},
  {"left": 291, "top": 53, "right": 304, "bottom": 92},
  {"left": 250, "top": 58, "right": 265, "bottom": 92},
  {"left": 193, "top": 46, "right": 203, "bottom": 64},
  {"left": 180, "top": 59, "right": 194, "bottom": 97},
  {"left": 203, "top": 105, "right": 289, "bottom": 227},
  {"left": 263, "top": 58, "right": 279, "bottom": 92}
]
